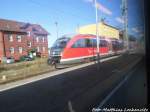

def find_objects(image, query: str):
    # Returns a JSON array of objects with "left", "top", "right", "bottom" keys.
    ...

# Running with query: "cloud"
[
  {"left": 84, "top": 0, "right": 112, "bottom": 15},
  {"left": 131, "top": 27, "right": 143, "bottom": 33},
  {"left": 115, "top": 17, "right": 124, "bottom": 24},
  {"left": 84, "top": 0, "right": 93, "bottom": 3},
  {"left": 139, "top": 33, "right": 144, "bottom": 37},
  {"left": 96, "top": 2, "right": 112, "bottom": 15}
]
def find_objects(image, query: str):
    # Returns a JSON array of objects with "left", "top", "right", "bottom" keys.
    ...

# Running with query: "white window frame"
[
  {"left": 8, "top": 34, "right": 13, "bottom": 42},
  {"left": 27, "top": 41, "right": 32, "bottom": 47},
  {"left": 36, "top": 37, "right": 39, "bottom": 42},
  {"left": 10, "top": 47, "right": 14, "bottom": 54},
  {"left": 18, "top": 47, "right": 23, "bottom": 54},
  {"left": 43, "top": 47, "right": 45, "bottom": 52},
  {"left": 37, "top": 46, "right": 40, "bottom": 52},
  {"left": 42, "top": 37, "right": 45, "bottom": 42},
  {"left": 27, "top": 31, "right": 31, "bottom": 36},
  {"left": 16, "top": 35, "right": 22, "bottom": 42}
]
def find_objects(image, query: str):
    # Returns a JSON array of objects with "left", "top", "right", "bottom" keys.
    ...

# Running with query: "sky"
[{"left": 0, "top": 0, "right": 144, "bottom": 47}]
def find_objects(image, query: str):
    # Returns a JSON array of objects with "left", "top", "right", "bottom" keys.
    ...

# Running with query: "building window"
[
  {"left": 36, "top": 37, "right": 39, "bottom": 42},
  {"left": 27, "top": 31, "right": 31, "bottom": 36},
  {"left": 43, "top": 47, "right": 45, "bottom": 52},
  {"left": 18, "top": 47, "right": 23, "bottom": 54},
  {"left": 27, "top": 41, "right": 32, "bottom": 47},
  {"left": 8, "top": 34, "right": 13, "bottom": 42},
  {"left": 37, "top": 46, "right": 40, "bottom": 52},
  {"left": 43, "top": 37, "right": 45, "bottom": 42},
  {"left": 9, "top": 47, "right": 14, "bottom": 54},
  {"left": 45, "top": 37, "right": 47, "bottom": 42},
  {"left": 16, "top": 35, "right": 22, "bottom": 42}
]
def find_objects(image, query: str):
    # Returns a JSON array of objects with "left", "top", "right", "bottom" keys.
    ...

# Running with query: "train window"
[
  {"left": 112, "top": 40, "right": 117, "bottom": 49},
  {"left": 90, "top": 39, "right": 108, "bottom": 48},
  {"left": 100, "top": 40, "right": 108, "bottom": 47},
  {"left": 52, "top": 38, "right": 70, "bottom": 48},
  {"left": 118, "top": 41, "right": 124, "bottom": 49},
  {"left": 85, "top": 39, "right": 93, "bottom": 47},
  {"left": 72, "top": 39, "right": 86, "bottom": 48},
  {"left": 91, "top": 39, "right": 97, "bottom": 47},
  {"left": 112, "top": 40, "right": 123, "bottom": 50}
]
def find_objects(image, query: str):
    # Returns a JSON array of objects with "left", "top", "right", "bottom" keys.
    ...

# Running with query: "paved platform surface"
[{"left": 99, "top": 57, "right": 147, "bottom": 109}]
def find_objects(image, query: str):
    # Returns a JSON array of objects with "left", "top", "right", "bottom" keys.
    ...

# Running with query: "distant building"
[
  {"left": 78, "top": 22, "right": 120, "bottom": 39},
  {"left": 0, "top": 19, "right": 49, "bottom": 61}
]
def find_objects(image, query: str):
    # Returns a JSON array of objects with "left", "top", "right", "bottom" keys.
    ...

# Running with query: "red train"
[{"left": 48, "top": 34, "right": 124, "bottom": 65}]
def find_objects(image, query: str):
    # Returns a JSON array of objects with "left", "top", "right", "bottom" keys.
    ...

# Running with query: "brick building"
[{"left": 0, "top": 19, "right": 49, "bottom": 61}]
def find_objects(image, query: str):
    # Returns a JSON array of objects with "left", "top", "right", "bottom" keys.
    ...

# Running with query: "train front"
[{"left": 47, "top": 36, "right": 70, "bottom": 65}]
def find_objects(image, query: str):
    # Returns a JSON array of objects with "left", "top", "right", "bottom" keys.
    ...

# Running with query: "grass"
[{"left": 0, "top": 58, "right": 55, "bottom": 84}]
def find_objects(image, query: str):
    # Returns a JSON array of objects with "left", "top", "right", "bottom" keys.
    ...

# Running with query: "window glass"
[
  {"left": 16, "top": 35, "right": 22, "bottom": 42},
  {"left": 37, "top": 47, "right": 40, "bottom": 52},
  {"left": 18, "top": 47, "right": 23, "bottom": 54},
  {"left": 43, "top": 47, "right": 45, "bottom": 52},
  {"left": 36, "top": 37, "right": 39, "bottom": 42},
  {"left": 85, "top": 38, "right": 93, "bottom": 47},
  {"left": 43, "top": 37, "right": 45, "bottom": 42},
  {"left": 72, "top": 39, "right": 86, "bottom": 48},
  {"left": 8, "top": 34, "right": 13, "bottom": 42},
  {"left": 9, "top": 47, "right": 14, "bottom": 54},
  {"left": 27, "top": 31, "right": 30, "bottom": 36},
  {"left": 118, "top": 41, "right": 124, "bottom": 49},
  {"left": 91, "top": 38, "right": 97, "bottom": 47},
  {"left": 100, "top": 40, "right": 108, "bottom": 47},
  {"left": 112, "top": 40, "right": 118, "bottom": 49},
  {"left": 27, "top": 41, "right": 32, "bottom": 47},
  {"left": 52, "top": 38, "right": 70, "bottom": 49}
]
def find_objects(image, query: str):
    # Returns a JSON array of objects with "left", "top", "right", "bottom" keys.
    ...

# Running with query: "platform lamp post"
[
  {"left": 94, "top": 0, "right": 100, "bottom": 70},
  {"left": 55, "top": 22, "right": 58, "bottom": 39},
  {"left": 121, "top": 0, "right": 129, "bottom": 52}
]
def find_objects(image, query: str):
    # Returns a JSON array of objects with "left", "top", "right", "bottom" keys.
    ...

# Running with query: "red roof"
[
  {"left": 0, "top": 19, "right": 26, "bottom": 33},
  {"left": 0, "top": 18, "right": 49, "bottom": 35},
  {"left": 19, "top": 22, "right": 49, "bottom": 35}
]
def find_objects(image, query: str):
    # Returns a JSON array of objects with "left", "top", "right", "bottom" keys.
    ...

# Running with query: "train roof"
[
  {"left": 59, "top": 34, "right": 96, "bottom": 39},
  {"left": 60, "top": 34, "right": 76, "bottom": 38},
  {"left": 58, "top": 34, "right": 121, "bottom": 41}
]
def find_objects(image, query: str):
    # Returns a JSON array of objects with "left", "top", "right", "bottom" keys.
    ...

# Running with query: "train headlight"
[{"left": 52, "top": 52, "right": 55, "bottom": 55}]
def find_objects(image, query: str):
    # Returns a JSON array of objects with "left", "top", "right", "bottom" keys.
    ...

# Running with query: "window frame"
[
  {"left": 37, "top": 46, "right": 40, "bottom": 52},
  {"left": 9, "top": 47, "right": 14, "bottom": 54},
  {"left": 42, "top": 37, "right": 45, "bottom": 42},
  {"left": 27, "top": 31, "right": 31, "bottom": 37},
  {"left": 42, "top": 47, "right": 45, "bottom": 52},
  {"left": 36, "top": 37, "right": 39, "bottom": 42},
  {"left": 8, "top": 34, "right": 13, "bottom": 42},
  {"left": 18, "top": 47, "right": 23, "bottom": 54},
  {"left": 16, "top": 35, "right": 22, "bottom": 42},
  {"left": 27, "top": 41, "right": 32, "bottom": 47}
]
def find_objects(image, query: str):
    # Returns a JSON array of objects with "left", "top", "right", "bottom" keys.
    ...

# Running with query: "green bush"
[{"left": 19, "top": 56, "right": 26, "bottom": 61}]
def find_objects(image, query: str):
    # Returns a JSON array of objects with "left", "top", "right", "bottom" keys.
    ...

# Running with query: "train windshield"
[{"left": 52, "top": 38, "right": 70, "bottom": 49}]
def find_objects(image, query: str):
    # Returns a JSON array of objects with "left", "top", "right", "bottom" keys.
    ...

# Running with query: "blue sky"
[{"left": 0, "top": 0, "right": 144, "bottom": 47}]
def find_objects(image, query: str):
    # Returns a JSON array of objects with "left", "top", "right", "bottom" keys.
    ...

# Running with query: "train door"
[
  {"left": 99, "top": 39, "right": 109, "bottom": 55},
  {"left": 85, "top": 38, "right": 95, "bottom": 60}
]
